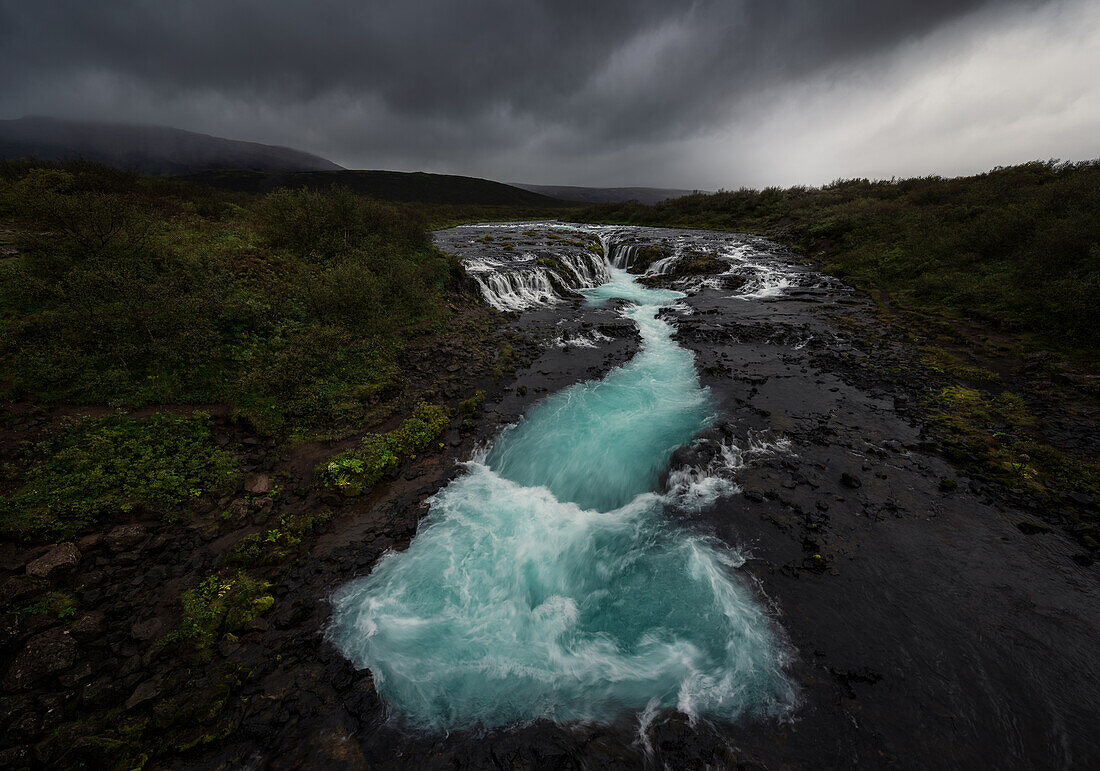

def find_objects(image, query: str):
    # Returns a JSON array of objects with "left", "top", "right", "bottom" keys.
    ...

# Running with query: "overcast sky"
[{"left": 2, "top": 0, "right": 1098, "bottom": 188}]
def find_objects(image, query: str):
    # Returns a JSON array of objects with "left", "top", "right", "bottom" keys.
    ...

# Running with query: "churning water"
[{"left": 330, "top": 258, "right": 795, "bottom": 732}]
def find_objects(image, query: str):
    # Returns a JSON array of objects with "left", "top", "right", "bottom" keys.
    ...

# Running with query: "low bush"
[{"left": 225, "top": 510, "right": 333, "bottom": 567}]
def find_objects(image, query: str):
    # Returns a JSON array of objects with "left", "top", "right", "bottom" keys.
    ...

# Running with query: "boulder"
[
  {"left": 76, "top": 533, "right": 104, "bottom": 552},
  {"left": 4, "top": 628, "right": 78, "bottom": 689},
  {"left": 0, "top": 576, "right": 48, "bottom": 606},
  {"left": 105, "top": 525, "right": 146, "bottom": 552},
  {"left": 130, "top": 617, "right": 164, "bottom": 642},
  {"left": 125, "top": 679, "right": 161, "bottom": 710},
  {"left": 244, "top": 473, "right": 273, "bottom": 495},
  {"left": 25, "top": 543, "right": 81, "bottom": 580},
  {"left": 70, "top": 612, "right": 107, "bottom": 642}
]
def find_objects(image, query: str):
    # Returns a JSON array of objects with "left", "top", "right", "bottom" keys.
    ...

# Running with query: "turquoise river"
[{"left": 330, "top": 267, "right": 795, "bottom": 732}]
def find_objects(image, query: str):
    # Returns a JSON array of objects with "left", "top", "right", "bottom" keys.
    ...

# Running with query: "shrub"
[
  {"left": 0, "top": 163, "right": 460, "bottom": 437},
  {"left": 257, "top": 186, "right": 427, "bottom": 262},
  {"left": 457, "top": 390, "right": 487, "bottom": 416}
]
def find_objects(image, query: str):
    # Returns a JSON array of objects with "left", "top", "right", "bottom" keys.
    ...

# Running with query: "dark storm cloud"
[{"left": 0, "top": 0, "right": 1092, "bottom": 186}]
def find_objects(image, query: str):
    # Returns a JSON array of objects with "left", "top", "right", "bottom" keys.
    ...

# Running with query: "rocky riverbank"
[{"left": 0, "top": 294, "right": 640, "bottom": 769}]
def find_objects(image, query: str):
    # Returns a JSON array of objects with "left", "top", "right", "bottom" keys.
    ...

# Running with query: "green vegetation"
[
  {"left": 577, "top": 160, "right": 1100, "bottom": 357},
  {"left": 4, "top": 590, "right": 76, "bottom": 619},
  {"left": 162, "top": 571, "right": 274, "bottom": 658},
  {"left": 493, "top": 342, "right": 518, "bottom": 377},
  {"left": 185, "top": 167, "right": 576, "bottom": 207},
  {"left": 226, "top": 509, "right": 333, "bottom": 567},
  {"left": 2, "top": 412, "right": 236, "bottom": 537},
  {"left": 536, "top": 255, "right": 566, "bottom": 271},
  {"left": 316, "top": 401, "right": 450, "bottom": 495},
  {"left": 71, "top": 660, "right": 251, "bottom": 768},
  {"left": 0, "top": 162, "right": 461, "bottom": 437},
  {"left": 920, "top": 347, "right": 1000, "bottom": 383},
  {"left": 675, "top": 252, "right": 724, "bottom": 275},
  {"left": 930, "top": 385, "right": 1099, "bottom": 505},
  {"left": 456, "top": 390, "right": 487, "bottom": 416},
  {"left": 456, "top": 390, "right": 487, "bottom": 432}
]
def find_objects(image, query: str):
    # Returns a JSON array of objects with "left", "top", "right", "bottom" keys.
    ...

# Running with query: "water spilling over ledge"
[
  {"left": 330, "top": 226, "right": 798, "bottom": 732},
  {"left": 434, "top": 222, "right": 839, "bottom": 311}
]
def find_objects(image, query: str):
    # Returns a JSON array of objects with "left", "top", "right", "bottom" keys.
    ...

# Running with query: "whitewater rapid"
[{"left": 330, "top": 259, "right": 795, "bottom": 732}]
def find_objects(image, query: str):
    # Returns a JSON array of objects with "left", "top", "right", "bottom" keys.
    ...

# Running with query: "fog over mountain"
[
  {"left": 1, "top": 0, "right": 1098, "bottom": 187},
  {"left": 0, "top": 116, "right": 342, "bottom": 175}
]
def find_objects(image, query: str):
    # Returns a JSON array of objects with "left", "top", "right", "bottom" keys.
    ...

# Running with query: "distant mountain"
[
  {"left": 0, "top": 116, "right": 343, "bottom": 175},
  {"left": 188, "top": 169, "right": 573, "bottom": 207},
  {"left": 510, "top": 183, "right": 704, "bottom": 205}
]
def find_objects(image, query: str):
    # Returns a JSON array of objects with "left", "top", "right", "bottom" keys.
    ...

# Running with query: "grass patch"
[
  {"left": 2, "top": 412, "right": 237, "bottom": 538},
  {"left": 4, "top": 590, "right": 76, "bottom": 619},
  {"left": 921, "top": 348, "right": 1000, "bottom": 383},
  {"left": 929, "top": 385, "right": 1099, "bottom": 502}
]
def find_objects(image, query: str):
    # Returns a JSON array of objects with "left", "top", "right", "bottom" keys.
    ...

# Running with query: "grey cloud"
[{"left": 0, "top": 0, "right": 1086, "bottom": 187}]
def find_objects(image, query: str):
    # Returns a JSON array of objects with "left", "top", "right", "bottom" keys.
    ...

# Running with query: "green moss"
[
  {"left": 2, "top": 412, "right": 237, "bottom": 538},
  {"left": 493, "top": 342, "right": 517, "bottom": 377},
  {"left": 626, "top": 245, "right": 670, "bottom": 273},
  {"left": 930, "top": 385, "right": 1098, "bottom": 502},
  {"left": 457, "top": 390, "right": 487, "bottom": 416},
  {"left": 921, "top": 348, "right": 1000, "bottom": 383},
  {"left": 674, "top": 253, "right": 723, "bottom": 275},
  {"left": 535, "top": 256, "right": 566, "bottom": 272}
]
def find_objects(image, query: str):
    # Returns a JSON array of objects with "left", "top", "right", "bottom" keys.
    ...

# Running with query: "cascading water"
[
  {"left": 451, "top": 225, "right": 611, "bottom": 311},
  {"left": 330, "top": 252, "right": 796, "bottom": 732},
  {"left": 437, "top": 223, "right": 826, "bottom": 311}
]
